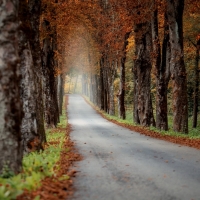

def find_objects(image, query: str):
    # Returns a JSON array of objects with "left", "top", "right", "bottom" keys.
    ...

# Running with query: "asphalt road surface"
[{"left": 68, "top": 94, "right": 200, "bottom": 200}]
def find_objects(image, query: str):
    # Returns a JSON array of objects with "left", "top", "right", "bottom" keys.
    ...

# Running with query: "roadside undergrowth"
[
  {"left": 0, "top": 96, "right": 81, "bottom": 200},
  {"left": 83, "top": 96, "right": 200, "bottom": 150}
]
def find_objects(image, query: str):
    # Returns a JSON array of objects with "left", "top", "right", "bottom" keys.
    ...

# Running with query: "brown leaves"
[{"left": 17, "top": 96, "right": 82, "bottom": 200}]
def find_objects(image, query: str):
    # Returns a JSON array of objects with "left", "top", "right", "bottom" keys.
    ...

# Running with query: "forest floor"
[{"left": 18, "top": 95, "right": 200, "bottom": 199}]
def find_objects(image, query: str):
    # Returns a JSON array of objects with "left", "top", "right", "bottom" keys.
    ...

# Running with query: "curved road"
[{"left": 68, "top": 94, "right": 200, "bottom": 200}]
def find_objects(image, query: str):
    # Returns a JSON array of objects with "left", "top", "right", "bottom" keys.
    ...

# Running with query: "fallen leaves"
[
  {"left": 17, "top": 96, "right": 82, "bottom": 200},
  {"left": 84, "top": 97, "right": 200, "bottom": 150}
]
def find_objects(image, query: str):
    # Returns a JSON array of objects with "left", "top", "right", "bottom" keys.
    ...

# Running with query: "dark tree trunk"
[
  {"left": 133, "top": 22, "right": 155, "bottom": 127},
  {"left": 96, "top": 75, "right": 101, "bottom": 107},
  {"left": 152, "top": 6, "right": 169, "bottom": 130},
  {"left": 118, "top": 59, "right": 126, "bottom": 120},
  {"left": 19, "top": 33, "right": 43, "bottom": 153},
  {"left": 118, "top": 32, "right": 130, "bottom": 119},
  {"left": 107, "top": 62, "right": 116, "bottom": 116},
  {"left": 42, "top": 18, "right": 60, "bottom": 128},
  {"left": 167, "top": 0, "right": 188, "bottom": 133},
  {"left": 104, "top": 89, "right": 108, "bottom": 113},
  {"left": 100, "top": 58, "right": 105, "bottom": 110},
  {"left": 42, "top": 32, "right": 59, "bottom": 127},
  {"left": 108, "top": 79, "right": 115, "bottom": 115},
  {"left": 193, "top": 39, "right": 200, "bottom": 128},
  {"left": 0, "top": 0, "right": 23, "bottom": 174},
  {"left": 28, "top": 0, "right": 46, "bottom": 141},
  {"left": 19, "top": 0, "right": 44, "bottom": 154},
  {"left": 94, "top": 74, "right": 99, "bottom": 106},
  {"left": 133, "top": 63, "right": 140, "bottom": 124},
  {"left": 103, "top": 63, "right": 109, "bottom": 113},
  {"left": 57, "top": 74, "right": 64, "bottom": 115}
]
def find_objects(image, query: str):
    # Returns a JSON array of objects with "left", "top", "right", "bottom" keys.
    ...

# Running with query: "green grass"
[
  {"left": 0, "top": 113, "right": 67, "bottom": 200},
  {"left": 86, "top": 96, "right": 200, "bottom": 139}
]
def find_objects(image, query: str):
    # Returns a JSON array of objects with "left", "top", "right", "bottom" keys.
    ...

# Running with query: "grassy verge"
[
  {"left": 83, "top": 96, "right": 200, "bottom": 140},
  {"left": 0, "top": 114, "right": 67, "bottom": 200}
]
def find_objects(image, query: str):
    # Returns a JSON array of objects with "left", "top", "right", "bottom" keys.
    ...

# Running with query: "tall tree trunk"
[
  {"left": 108, "top": 79, "right": 115, "bottom": 115},
  {"left": 100, "top": 58, "right": 105, "bottom": 110},
  {"left": 103, "top": 63, "right": 109, "bottom": 113},
  {"left": 152, "top": 5, "right": 169, "bottom": 130},
  {"left": 19, "top": 0, "right": 44, "bottom": 154},
  {"left": 108, "top": 61, "right": 116, "bottom": 116},
  {"left": 0, "top": 0, "right": 22, "bottom": 174},
  {"left": 28, "top": 0, "right": 46, "bottom": 141},
  {"left": 118, "top": 32, "right": 130, "bottom": 119},
  {"left": 42, "top": 39, "right": 59, "bottom": 127},
  {"left": 133, "top": 22, "right": 155, "bottom": 127},
  {"left": 133, "top": 62, "right": 140, "bottom": 124},
  {"left": 193, "top": 38, "right": 200, "bottom": 128},
  {"left": 57, "top": 74, "right": 64, "bottom": 115},
  {"left": 89, "top": 73, "right": 93, "bottom": 102},
  {"left": 94, "top": 74, "right": 99, "bottom": 106},
  {"left": 19, "top": 32, "right": 43, "bottom": 153},
  {"left": 167, "top": 0, "right": 188, "bottom": 133}
]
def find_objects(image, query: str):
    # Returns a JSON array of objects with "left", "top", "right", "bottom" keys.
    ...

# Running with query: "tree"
[
  {"left": 0, "top": 0, "right": 22, "bottom": 174},
  {"left": 133, "top": 21, "right": 155, "bottom": 126},
  {"left": 152, "top": 1, "right": 171, "bottom": 131},
  {"left": 193, "top": 36, "right": 200, "bottom": 128},
  {"left": 19, "top": 0, "right": 44, "bottom": 154},
  {"left": 27, "top": 0, "right": 47, "bottom": 141},
  {"left": 41, "top": 18, "right": 59, "bottom": 128},
  {"left": 117, "top": 32, "right": 130, "bottom": 119},
  {"left": 167, "top": 0, "right": 188, "bottom": 133}
]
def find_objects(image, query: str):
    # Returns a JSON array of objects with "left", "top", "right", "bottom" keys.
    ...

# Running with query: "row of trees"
[
  {"left": 0, "top": 0, "right": 199, "bottom": 175},
  {"left": 0, "top": 0, "right": 65, "bottom": 174},
  {"left": 79, "top": 0, "right": 199, "bottom": 134}
]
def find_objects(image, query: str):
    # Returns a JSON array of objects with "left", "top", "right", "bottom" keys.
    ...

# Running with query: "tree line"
[
  {"left": 80, "top": 0, "right": 199, "bottom": 134},
  {"left": 0, "top": 0, "right": 199, "bottom": 175},
  {"left": 0, "top": 0, "right": 65, "bottom": 175}
]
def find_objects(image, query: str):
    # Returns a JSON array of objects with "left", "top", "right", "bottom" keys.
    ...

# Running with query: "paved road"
[{"left": 68, "top": 94, "right": 200, "bottom": 200}]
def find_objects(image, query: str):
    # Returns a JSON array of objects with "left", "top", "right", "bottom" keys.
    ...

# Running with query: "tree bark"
[
  {"left": 0, "top": 0, "right": 23, "bottom": 174},
  {"left": 19, "top": 0, "right": 44, "bottom": 154},
  {"left": 152, "top": 6, "right": 169, "bottom": 130},
  {"left": 100, "top": 58, "right": 105, "bottom": 110},
  {"left": 28, "top": 0, "right": 46, "bottom": 141},
  {"left": 57, "top": 74, "right": 64, "bottom": 115},
  {"left": 107, "top": 61, "right": 115, "bottom": 115},
  {"left": 133, "top": 22, "right": 155, "bottom": 127},
  {"left": 118, "top": 32, "right": 130, "bottom": 120},
  {"left": 193, "top": 38, "right": 200, "bottom": 128},
  {"left": 42, "top": 36, "right": 59, "bottom": 127},
  {"left": 19, "top": 32, "right": 43, "bottom": 154},
  {"left": 133, "top": 61, "right": 140, "bottom": 124},
  {"left": 167, "top": 0, "right": 188, "bottom": 133}
]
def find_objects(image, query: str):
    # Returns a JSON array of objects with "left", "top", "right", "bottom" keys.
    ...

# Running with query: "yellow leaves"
[{"left": 126, "top": 35, "right": 135, "bottom": 52}]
